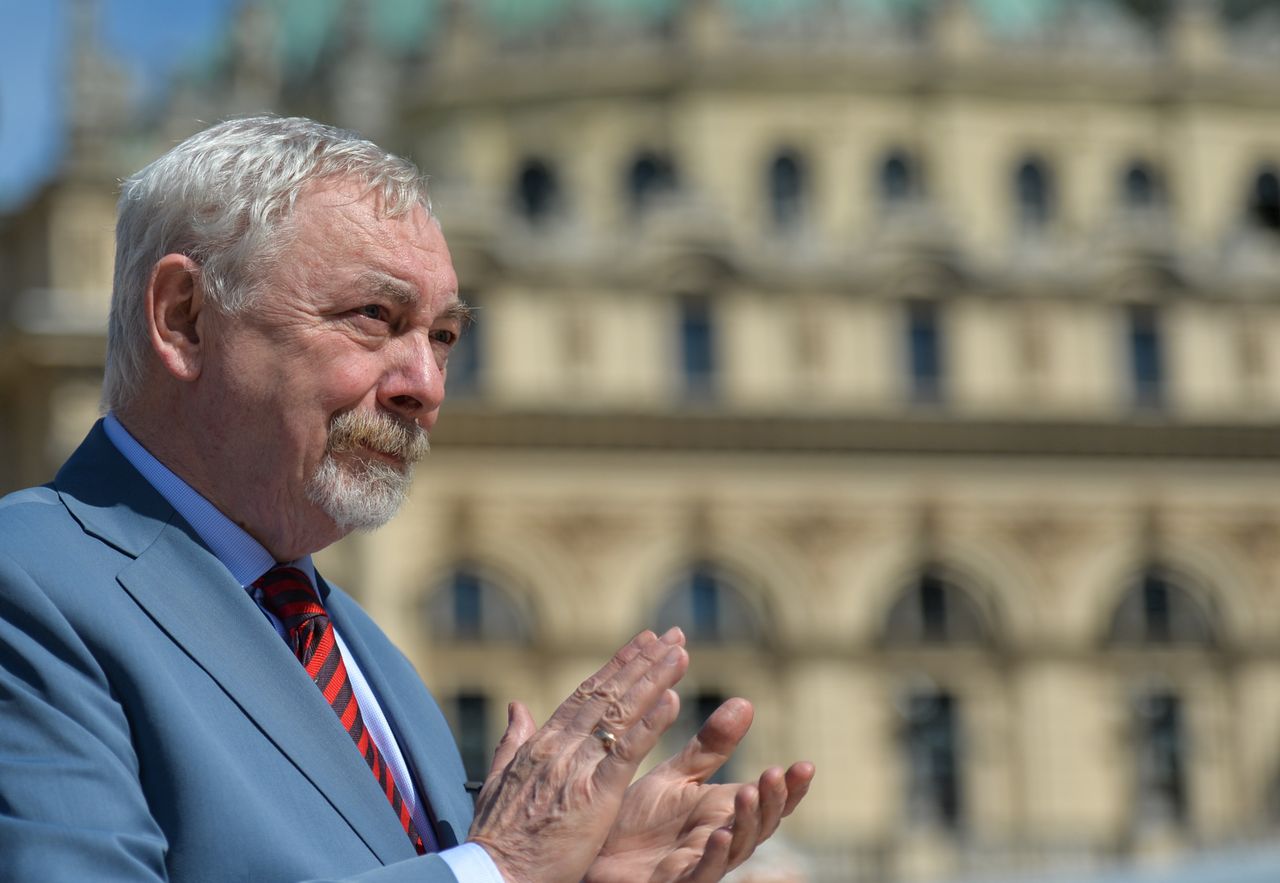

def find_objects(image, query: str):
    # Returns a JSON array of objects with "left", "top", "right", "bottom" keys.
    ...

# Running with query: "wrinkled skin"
[
  {"left": 588, "top": 699, "right": 814, "bottom": 883},
  {"left": 469, "top": 626, "right": 814, "bottom": 883},
  {"left": 469, "top": 628, "right": 688, "bottom": 883}
]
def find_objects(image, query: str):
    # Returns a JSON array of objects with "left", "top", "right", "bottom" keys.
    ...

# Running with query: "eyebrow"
[
  {"left": 362, "top": 274, "right": 419, "bottom": 306},
  {"left": 443, "top": 298, "right": 475, "bottom": 330},
  {"left": 356, "top": 273, "right": 473, "bottom": 328}
]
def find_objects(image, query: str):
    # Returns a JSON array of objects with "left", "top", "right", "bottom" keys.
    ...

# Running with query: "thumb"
[
  {"left": 671, "top": 697, "right": 754, "bottom": 782},
  {"left": 486, "top": 701, "right": 536, "bottom": 782}
]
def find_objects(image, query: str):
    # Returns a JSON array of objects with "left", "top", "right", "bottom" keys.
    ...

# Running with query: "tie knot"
[{"left": 254, "top": 565, "right": 324, "bottom": 628}]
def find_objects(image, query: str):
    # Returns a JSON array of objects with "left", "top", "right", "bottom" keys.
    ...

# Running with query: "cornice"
[{"left": 431, "top": 408, "right": 1280, "bottom": 461}]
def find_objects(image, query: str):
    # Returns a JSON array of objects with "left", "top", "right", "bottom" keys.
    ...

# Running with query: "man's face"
[{"left": 196, "top": 180, "right": 463, "bottom": 550}]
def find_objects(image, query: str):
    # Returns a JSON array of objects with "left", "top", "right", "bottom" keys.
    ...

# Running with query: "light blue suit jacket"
[{"left": 0, "top": 423, "right": 474, "bottom": 881}]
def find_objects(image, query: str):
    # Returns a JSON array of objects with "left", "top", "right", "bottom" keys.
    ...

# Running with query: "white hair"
[{"left": 103, "top": 115, "right": 431, "bottom": 411}]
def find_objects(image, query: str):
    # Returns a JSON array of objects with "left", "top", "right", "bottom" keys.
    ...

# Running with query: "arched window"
[
  {"left": 514, "top": 157, "right": 561, "bottom": 223},
  {"left": 767, "top": 149, "right": 807, "bottom": 230},
  {"left": 1014, "top": 155, "right": 1054, "bottom": 229},
  {"left": 425, "top": 567, "right": 532, "bottom": 642},
  {"left": 879, "top": 148, "right": 923, "bottom": 206},
  {"left": 883, "top": 569, "right": 990, "bottom": 646},
  {"left": 1249, "top": 166, "right": 1280, "bottom": 234},
  {"left": 1107, "top": 568, "right": 1215, "bottom": 647},
  {"left": 626, "top": 151, "right": 678, "bottom": 214},
  {"left": 653, "top": 564, "right": 764, "bottom": 643},
  {"left": 1121, "top": 160, "right": 1164, "bottom": 210}
]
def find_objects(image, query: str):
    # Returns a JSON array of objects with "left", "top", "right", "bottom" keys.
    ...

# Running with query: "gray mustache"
[{"left": 326, "top": 411, "right": 430, "bottom": 464}]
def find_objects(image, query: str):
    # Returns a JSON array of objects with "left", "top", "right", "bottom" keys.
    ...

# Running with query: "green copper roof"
[
  {"left": 370, "top": 0, "right": 441, "bottom": 53},
  {"left": 185, "top": 0, "right": 1212, "bottom": 84},
  {"left": 971, "top": 0, "right": 1075, "bottom": 36},
  {"left": 270, "top": 0, "right": 343, "bottom": 71},
  {"left": 481, "top": 0, "right": 679, "bottom": 34}
]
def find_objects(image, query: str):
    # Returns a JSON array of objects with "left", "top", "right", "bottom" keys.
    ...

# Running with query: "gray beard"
[{"left": 305, "top": 453, "right": 414, "bottom": 532}]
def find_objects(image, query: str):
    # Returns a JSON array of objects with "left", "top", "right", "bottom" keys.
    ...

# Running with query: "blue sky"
[{"left": 0, "top": 0, "right": 238, "bottom": 209}]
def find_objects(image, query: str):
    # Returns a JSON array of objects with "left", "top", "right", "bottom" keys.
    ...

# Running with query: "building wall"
[{"left": 4, "top": 2, "right": 1280, "bottom": 881}]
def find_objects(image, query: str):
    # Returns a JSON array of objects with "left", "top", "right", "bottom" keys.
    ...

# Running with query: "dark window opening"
[
  {"left": 885, "top": 570, "right": 989, "bottom": 646},
  {"left": 514, "top": 158, "right": 560, "bottom": 223},
  {"left": 451, "top": 693, "right": 490, "bottom": 783},
  {"left": 920, "top": 574, "right": 947, "bottom": 641},
  {"left": 907, "top": 300, "right": 944, "bottom": 405},
  {"left": 446, "top": 293, "right": 481, "bottom": 397},
  {"left": 452, "top": 571, "right": 482, "bottom": 640},
  {"left": 1127, "top": 304, "right": 1164, "bottom": 410},
  {"left": 678, "top": 295, "right": 716, "bottom": 399},
  {"left": 1133, "top": 691, "right": 1187, "bottom": 828},
  {"left": 768, "top": 150, "right": 806, "bottom": 230},
  {"left": 654, "top": 565, "right": 763, "bottom": 644},
  {"left": 627, "top": 152, "right": 678, "bottom": 214},
  {"left": 426, "top": 568, "right": 531, "bottom": 643},
  {"left": 1015, "top": 157, "right": 1054, "bottom": 229},
  {"left": 1249, "top": 168, "right": 1280, "bottom": 233},
  {"left": 1108, "top": 569, "right": 1214, "bottom": 647},
  {"left": 880, "top": 149, "right": 923, "bottom": 205},
  {"left": 1122, "top": 161, "right": 1164, "bottom": 210},
  {"left": 903, "top": 690, "right": 962, "bottom": 830}
]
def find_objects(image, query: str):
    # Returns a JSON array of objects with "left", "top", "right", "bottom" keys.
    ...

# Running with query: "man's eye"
[
  {"left": 431, "top": 329, "right": 458, "bottom": 346},
  {"left": 355, "top": 304, "right": 388, "bottom": 322}
]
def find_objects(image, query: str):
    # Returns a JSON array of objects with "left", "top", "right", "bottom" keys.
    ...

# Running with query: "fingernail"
[
  {"left": 661, "top": 626, "right": 683, "bottom": 644},
  {"left": 664, "top": 647, "right": 684, "bottom": 666},
  {"left": 507, "top": 703, "right": 514, "bottom": 724}
]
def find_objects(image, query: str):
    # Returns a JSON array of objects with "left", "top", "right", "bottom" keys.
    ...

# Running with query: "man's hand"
[
  {"left": 468, "top": 628, "right": 688, "bottom": 883},
  {"left": 586, "top": 698, "right": 815, "bottom": 883}
]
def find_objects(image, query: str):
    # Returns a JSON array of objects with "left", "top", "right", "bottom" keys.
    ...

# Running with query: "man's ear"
[{"left": 147, "top": 254, "right": 206, "bottom": 382}]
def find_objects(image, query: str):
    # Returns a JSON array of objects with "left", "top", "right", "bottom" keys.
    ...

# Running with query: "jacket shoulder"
[{"left": 0, "top": 485, "right": 80, "bottom": 561}]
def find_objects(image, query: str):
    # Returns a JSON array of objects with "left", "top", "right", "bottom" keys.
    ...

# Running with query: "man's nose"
[{"left": 379, "top": 335, "right": 446, "bottom": 423}]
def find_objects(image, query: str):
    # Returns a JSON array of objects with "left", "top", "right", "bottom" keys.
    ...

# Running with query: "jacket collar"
[{"left": 53, "top": 422, "right": 423, "bottom": 865}]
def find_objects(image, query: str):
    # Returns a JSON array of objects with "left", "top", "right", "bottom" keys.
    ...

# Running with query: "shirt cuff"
[{"left": 438, "top": 842, "right": 507, "bottom": 883}]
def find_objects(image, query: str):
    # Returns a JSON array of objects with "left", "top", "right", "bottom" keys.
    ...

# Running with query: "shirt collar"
[{"left": 103, "top": 413, "right": 314, "bottom": 588}]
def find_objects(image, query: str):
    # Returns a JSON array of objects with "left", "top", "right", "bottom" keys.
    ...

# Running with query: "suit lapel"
[
  {"left": 55, "top": 424, "right": 416, "bottom": 866},
  {"left": 324, "top": 584, "right": 475, "bottom": 848}
]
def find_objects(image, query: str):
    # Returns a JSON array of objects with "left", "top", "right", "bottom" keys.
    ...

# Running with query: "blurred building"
[{"left": 3, "top": 1, "right": 1280, "bottom": 881}]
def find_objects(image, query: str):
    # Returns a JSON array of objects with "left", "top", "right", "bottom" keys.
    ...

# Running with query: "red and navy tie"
[{"left": 254, "top": 566, "right": 426, "bottom": 855}]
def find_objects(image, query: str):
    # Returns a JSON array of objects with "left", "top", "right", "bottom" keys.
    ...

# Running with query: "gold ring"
[{"left": 591, "top": 726, "right": 618, "bottom": 753}]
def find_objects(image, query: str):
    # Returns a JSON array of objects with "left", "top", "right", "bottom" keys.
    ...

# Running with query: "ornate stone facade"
[{"left": 3, "top": 2, "right": 1280, "bottom": 880}]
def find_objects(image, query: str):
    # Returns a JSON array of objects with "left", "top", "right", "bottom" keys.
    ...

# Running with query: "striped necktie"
[{"left": 254, "top": 566, "right": 426, "bottom": 855}]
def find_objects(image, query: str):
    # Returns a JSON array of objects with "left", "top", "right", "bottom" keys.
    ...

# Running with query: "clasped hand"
[{"left": 467, "top": 628, "right": 814, "bottom": 883}]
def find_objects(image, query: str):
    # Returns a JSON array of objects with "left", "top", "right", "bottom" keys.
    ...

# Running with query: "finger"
[
  {"left": 485, "top": 701, "right": 536, "bottom": 783},
  {"left": 754, "top": 766, "right": 787, "bottom": 841},
  {"left": 590, "top": 647, "right": 689, "bottom": 787},
  {"left": 545, "top": 630, "right": 659, "bottom": 731},
  {"left": 663, "top": 697, "right": 754, "bottom": 783},
  {"left": 621, "top": 688, "right": 681, "bottom": 761},
  {"left": 781, "top": 761, "right": 816, "bottom": 816},
  {"left": 569, "top": 629, "right": 685, "bottom": 737},
  {"left": 726, "top": 784, "right": 761, "bottom": 869},
  {"left": 679, "top": 826, "right": 733, "bottom": 883}
]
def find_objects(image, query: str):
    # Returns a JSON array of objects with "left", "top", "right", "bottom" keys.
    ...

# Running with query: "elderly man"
[{"left": 0, "top": 116, "right": 811, "bottom": 882}]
